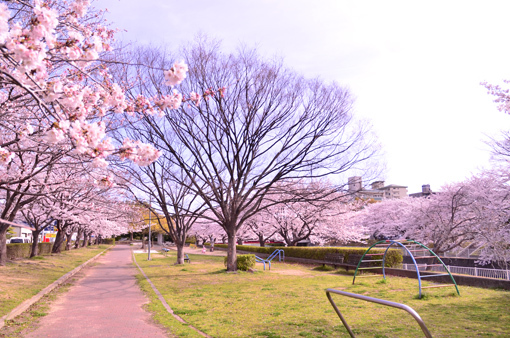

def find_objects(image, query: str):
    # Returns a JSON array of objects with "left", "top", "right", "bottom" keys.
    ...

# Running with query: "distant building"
[
  {"left": 409, "top": 184, "right": 434, "bottom": 198},
  {"left": 9, "top": 223, "right": 35, "bottom": 242},
  {"left": 348, "top": 176, "right": 363, "bottom": 193},
  {"left": 348, "top": 177, "right": 408, "bottom": 201}
]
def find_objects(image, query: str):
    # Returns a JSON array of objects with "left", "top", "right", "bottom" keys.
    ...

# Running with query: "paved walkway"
[{"left": 25, "top": 245, "right": 169, "bottom": 338}]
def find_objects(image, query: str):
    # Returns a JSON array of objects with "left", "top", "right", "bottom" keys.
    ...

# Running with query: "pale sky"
[{"left": 98, "top": 0, "right": 510, "bottom": 194}]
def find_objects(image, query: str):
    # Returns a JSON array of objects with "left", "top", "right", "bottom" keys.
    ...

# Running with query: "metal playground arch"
[{"left": 352, "top": 239, "right": 460, "bottom": 298}]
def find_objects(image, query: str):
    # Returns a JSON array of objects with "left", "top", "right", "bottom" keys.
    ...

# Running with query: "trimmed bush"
[
  {"left": 102, "top": 238, "right": 115, "bottom": 245},
  {"left": 6, "top": 243, "right": 31, "bottom": 259},
  {"left": 38, "top": 242, "right": 53, "bottom": 255},
  {"left": 215, "top": 244, "right": 402, "bottom": 268},
  {"left": 6, "top": 242, "right": 57, "bottom": 259},
  {"left": 224, "top": 254, "right": 256, "bottom": 271}
]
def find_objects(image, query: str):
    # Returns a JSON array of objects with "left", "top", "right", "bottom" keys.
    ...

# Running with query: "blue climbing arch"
[{"left": 352, "top": 239, "right": 460, "bottom": 298}]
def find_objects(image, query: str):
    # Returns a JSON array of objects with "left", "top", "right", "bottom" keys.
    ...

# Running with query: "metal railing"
[
  {"left": 326, "top": 289, "right": 433, "bottom": 338},
  {"left": 401, "top": 263, "right": 510, "bottom": 280},
  {"left": 267, "top": 249, "right": 285, "bottom": 262},
  {"left": 403, "top": 245, "right": 482, "bottom": 258},
  {"left": 442, "top": 247, "right": 481, "bottom": 258},
  {"left": 255, "top": 255, "right": 271, "bottom": 270}
]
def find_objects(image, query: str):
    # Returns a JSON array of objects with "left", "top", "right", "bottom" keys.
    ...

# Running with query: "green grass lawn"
[
  {"left": 135, "top": 252, "right": 510, "bottom": 338},
  {"left": 0, "top": 245, "right": 110, "bottom": 318}
]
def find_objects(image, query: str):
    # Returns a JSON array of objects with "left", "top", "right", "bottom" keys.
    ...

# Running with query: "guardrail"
[
  {"left": 402, "top": 263, "right": 510, "bottom": 280},
  {"left": 326, "top": 289, "right": 433, "bottom": 338}
]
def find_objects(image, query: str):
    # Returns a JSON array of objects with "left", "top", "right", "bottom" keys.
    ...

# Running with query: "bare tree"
[
  {"left": 113, "top": 39, "right": 378, "bottom": 271},
  {"left": 110, "top": 47, "right": 207, "bottom": 265}
]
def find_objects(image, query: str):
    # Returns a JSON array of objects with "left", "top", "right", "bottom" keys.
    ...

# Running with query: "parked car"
[{"left": 8, "top": 237, "right": 30, "bottom": 244}]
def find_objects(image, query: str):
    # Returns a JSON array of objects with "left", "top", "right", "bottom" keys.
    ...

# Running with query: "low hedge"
[
  {"left": 224, "top": 254, "right": 256, "bottom": 271},
  {"left": 215, "top": 244, "right": 402, "bottom": 268},
  {"left": 185, "top": 236, "right": 196, "bottom": 244},
  {"left": 38, "top": 242, "right": 53, "bottom": 255},
  {"left": 6, "top": 242, "right": 54, "bottom": 259},
  {"left": 102, "top": 238, "right": 115, "bottom": 245}
]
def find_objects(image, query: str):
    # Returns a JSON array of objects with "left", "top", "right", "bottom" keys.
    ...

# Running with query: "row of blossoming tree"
[
  {"left": 0, "top": 0, "right": 188, "bottom": 265},
  {"left": 190, "top": 180, "right": 368, "bottom": 249},
  {"left": 348, "top": 81, "right": 510, "bottom": 268},
  {"left": 0, "top": 0, "right": 379, "bottom": 270}
]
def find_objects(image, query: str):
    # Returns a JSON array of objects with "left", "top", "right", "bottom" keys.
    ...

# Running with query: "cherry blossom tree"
[
  {"left": 0, "top": 0, "right": 189, "bottom": 265},
  {"left": 244, "top": 210, "right": 278, "bottom": 247},
  {"left": 357, "top": 171, "right": 510, "bottom": 266},
  {"left": 257, "top": 181, "right": 367, "bottom": 246},
  {"left": 357, "top": 189, "right": 478, "bottom": 255}
]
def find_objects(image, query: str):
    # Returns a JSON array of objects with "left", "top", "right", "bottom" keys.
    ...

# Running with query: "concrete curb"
[
  {"left": 0, "top": 245, "right": 113, "bottom": 330},
  {"left": 132, "top": 250, "right": 212, "bottom": 338}
]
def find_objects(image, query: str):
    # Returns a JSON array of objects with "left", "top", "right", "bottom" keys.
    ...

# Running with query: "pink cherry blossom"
[
  {"left": 0, "top": 147, "right": 14, "bottom": 166},
  {"left": 164, "top": 61, "right": 188, "bottom": 86}
]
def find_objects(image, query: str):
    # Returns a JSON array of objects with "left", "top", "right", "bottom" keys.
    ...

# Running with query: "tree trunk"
[
  {"left": 226, "top": 232, "right": 237, "bottom": 272},
  {"left": 74, "top": 229, "right": 83, "bottom": 249},
  {"left": 130, "top": 231, "right": 133, "bottom": 241},
  {"left": 65, "top": 232, "right": 73, "bottom": 251},
  {"left": 0, "top": 227, "right": 7, "bottom": 266},
  {"left": 52, "top": 230, "right": 65, "bottom": 254},
  {"left": 81, "top": 233, "right": 87, "bottom": 247},
  {"left": 176, "top": 243, "right": 185, "bottom": 264},
  {"left": 258, "top": 234, "right": 266, "bottom": 247},
  {"left": 30, "top": 230, "right": 42, "bottom": 257}
]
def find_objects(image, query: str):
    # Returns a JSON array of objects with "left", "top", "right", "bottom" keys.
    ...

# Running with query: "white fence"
[{"left": 401, "top": 263, "right": 510, "bottom": 281}]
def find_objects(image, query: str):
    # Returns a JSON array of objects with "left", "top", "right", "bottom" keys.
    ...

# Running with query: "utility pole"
[{"left": 148, "top": 195, "right": 151, "bottom": 261}]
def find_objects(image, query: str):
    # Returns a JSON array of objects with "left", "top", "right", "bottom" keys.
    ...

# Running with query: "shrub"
[
  {"left": 215, "top": 244, "right": 402, "bottom": 268},
  {"left": 102, "top": 238, "right": 115, "bottom": 245},
  {"left": 6, "top": 242, "right": 55, "bottom": 259},
  {"left": 224, "top": 254, "right": 256, "bottom": 271},
  {"left": 38, "top": 242, "right": 53, "bottom": 255},
  {"left": 6, "top": 243, "right": 31, "bottom": 259}
]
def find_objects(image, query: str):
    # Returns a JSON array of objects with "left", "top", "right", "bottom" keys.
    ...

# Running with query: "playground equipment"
[
  {"left": 326, "top": 288, "right": 433, "bottom": 338},
  {"left": 352, "top": 239, "right": 460, "bottom": 298},
  {"left": 255, "top": 255, "right": 271, "bottom": 270},
  {"left": 267, "top": 249, "right": 285, "bottom": 262},
  {"left": 255, "top": 249, "right": 285, "bottom": 270}
]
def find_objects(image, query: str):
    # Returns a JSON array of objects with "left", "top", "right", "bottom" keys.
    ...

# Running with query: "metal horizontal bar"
[
  {"left": 326, "top": 289, "right": 433, "bottom": 338},
  {"left": 355, "top": 274, "right": 382, "bottom": 278},
  {"left": 420, "top": 274, "right": 450, "bottom": 278},
  {"left": 421, "top": 284, "right": 454, "bottom": 289},
  {"left": 364, "top": 253, "right": 384, "bottom": 256},
  {"left": 413, "top": 256, "right": 436, "bottom": 259}
]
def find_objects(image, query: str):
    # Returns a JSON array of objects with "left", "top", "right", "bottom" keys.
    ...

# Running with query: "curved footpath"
[{"left": 25, "top": 245, "right": 168, "bottom": 338}]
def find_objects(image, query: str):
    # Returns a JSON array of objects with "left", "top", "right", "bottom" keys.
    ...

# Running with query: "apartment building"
[{"left": 348, "top": 176, "right": 408, "bottom": 201}]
